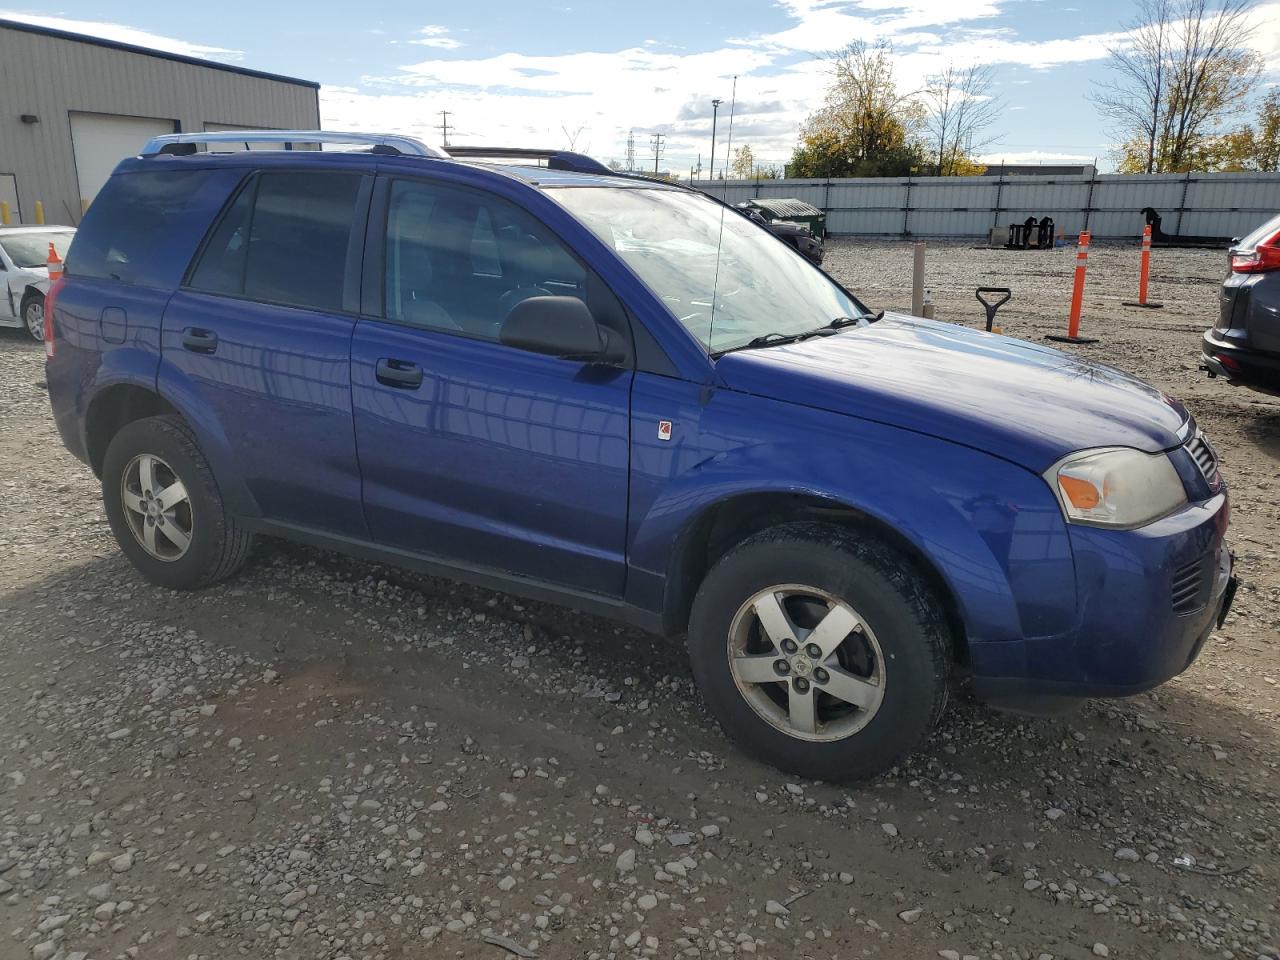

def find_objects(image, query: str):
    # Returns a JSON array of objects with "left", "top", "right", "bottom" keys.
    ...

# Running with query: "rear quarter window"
[{"left": 66, "top": 170, "right": 228, "bottom": 288}]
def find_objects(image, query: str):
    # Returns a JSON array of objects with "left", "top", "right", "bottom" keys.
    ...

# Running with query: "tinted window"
[
  {"left": 66, "top": 171, "right": 213, "bottom": 286},
  {"left": 188, "top": 184, "right": 252, "bottom": 294},
  {"left": 189, "top": 171, "right": 362, "bottom": 313},
  {"left": 384, "top": 179, "right": 595, "bottom": 341}
]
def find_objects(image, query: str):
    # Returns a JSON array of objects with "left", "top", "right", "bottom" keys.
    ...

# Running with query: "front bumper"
[{"left": 970, "top": 491, "right": 1234, "bottom": 704}]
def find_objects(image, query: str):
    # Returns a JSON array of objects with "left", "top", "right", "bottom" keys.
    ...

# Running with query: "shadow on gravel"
[
  {"left": 1242, "top": 409, "right": 1280, "bottom": 460},
  {"left": 7, "top": 542, "right": 1277, "bottom": 806}
]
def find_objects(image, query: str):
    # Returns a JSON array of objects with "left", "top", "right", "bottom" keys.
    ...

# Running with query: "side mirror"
[{"left": 500, "top": 296, "right": 619, "bottom": 363}]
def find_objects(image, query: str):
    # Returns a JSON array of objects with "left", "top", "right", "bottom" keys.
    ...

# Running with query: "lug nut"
[
  {"left": 794, "top": 677, "right": 810, "bottom": 693},
  {"left": 806, "top": 643, "right": 822, "bottom": 659},
  {"left": 781, "top": 639, "right": 798, "bottom": 654},
  {"left": 813, "top": 667, "right": 829, "bottom": 684},
  {"left": 774, "top": 659, "right": 790, "bottom": 676}
]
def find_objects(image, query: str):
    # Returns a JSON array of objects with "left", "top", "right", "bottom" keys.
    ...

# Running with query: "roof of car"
[
  {"left": 470, "top": 163, "right": 669, "bottom": 189},
  {"left": 122, "top": 148, "right": 677, "bottom": 193}
]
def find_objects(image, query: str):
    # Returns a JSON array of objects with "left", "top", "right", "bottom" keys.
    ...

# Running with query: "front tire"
[
  {"left": 101, "top": 415, "right": 252, "bottom": 590},
  {"left": 21, "top": 292, "right": 44, "bottom": 341},
  {"left": 687, "top": 522, "right": 950, "bottom": 781}
]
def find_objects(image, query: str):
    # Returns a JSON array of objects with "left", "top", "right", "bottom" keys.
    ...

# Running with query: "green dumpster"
[{"left": 738, "top": 198, "right": 827, "bottom": 240}]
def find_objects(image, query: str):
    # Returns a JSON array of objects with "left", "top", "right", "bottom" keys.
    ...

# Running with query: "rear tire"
[
  {"left": 687, "top": 522, "right": 950, "bottom": 781},
  {"left": 101, "top": 415, "right": 252, "bottom": 590}
]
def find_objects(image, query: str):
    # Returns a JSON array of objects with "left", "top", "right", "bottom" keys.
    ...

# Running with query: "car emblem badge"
[{"left": 657, "top": 420, "right": 672, "bottom": 441}]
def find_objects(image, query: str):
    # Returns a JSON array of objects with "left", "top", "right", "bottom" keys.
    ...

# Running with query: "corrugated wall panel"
[
  {"left": 698, "top": 173, "right": 1280, "bottom": 238},
  {"left": 0, "top": 23, "right": 319, "bottom": 224}
]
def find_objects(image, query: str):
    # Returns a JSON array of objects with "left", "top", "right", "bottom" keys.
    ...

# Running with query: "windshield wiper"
[
  {"left": 715, "top": 329, "right": 820, "bottom": 356},
  {"left": 826, "top": 312, "right": 882, "bottom": 330}
]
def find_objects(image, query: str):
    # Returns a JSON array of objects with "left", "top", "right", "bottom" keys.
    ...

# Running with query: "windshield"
[
  {"left": 0, "top": 231, "right": 75, "bottom": 269},
  {"left": 550, "top": 187, "right": 867, "bottom": 354}
]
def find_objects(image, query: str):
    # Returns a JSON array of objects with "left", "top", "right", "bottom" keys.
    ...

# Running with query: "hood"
[{"left": 714, "top": 313, "right": 1188, "bottom": 471}]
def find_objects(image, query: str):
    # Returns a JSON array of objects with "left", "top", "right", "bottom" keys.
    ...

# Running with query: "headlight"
[{"left": 1044, "top": 447, "right": 1187, "bottom": 528}]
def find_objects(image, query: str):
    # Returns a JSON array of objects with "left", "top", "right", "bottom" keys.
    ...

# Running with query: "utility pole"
[
  {"left": 709, "top": 99, "right": 722, "bottom": 180},
  {"left": 650, "top": 133, "right": 665, "bottom": 174},
  {"left": 438, "top": 110, "right": 451, "bottom": 147},
  {"left": 625, "top": 130, "right": 635, "bottom": 172}
]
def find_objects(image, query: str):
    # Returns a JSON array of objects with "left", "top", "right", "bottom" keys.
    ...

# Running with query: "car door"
[
  {"left": 160, "top": 168, "right": 372, "bottom": 538},
  {"left": 350, "top": 175, "right": 634, "bottom": 596}
]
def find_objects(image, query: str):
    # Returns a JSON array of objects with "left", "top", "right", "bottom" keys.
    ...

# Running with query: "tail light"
[
  {"left": 1231, "top": 229, "right": 1280, "bottom": 273},
  {"left": 43, "top": 276, "right": 64, "bottom": 359}
]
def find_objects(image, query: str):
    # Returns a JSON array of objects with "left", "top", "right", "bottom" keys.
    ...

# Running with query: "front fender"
[{"left": 626, "top": 382, "right": 1075, "bottom": 646}]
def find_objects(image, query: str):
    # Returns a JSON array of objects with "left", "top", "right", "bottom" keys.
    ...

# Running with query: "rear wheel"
[
  {"left": 687, "top": 522, "right": 950, "bottom": 781},
  {"left": 101, "top": 415, "right": 252, "bottom": 589},
  {"left": 21, "top": 292, "right": 44, "bottom": 341}
]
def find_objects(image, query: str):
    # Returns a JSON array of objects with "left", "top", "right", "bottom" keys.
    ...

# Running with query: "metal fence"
[{"left": 697, "top": 172, "right": 1280, "bottom": 240}]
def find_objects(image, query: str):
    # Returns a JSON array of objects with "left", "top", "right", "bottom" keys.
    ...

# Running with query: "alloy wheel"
[
  {"left": 24, "top": 299, "right": 43, "bottom": 341},
  {"left": 727, "top": 584, "right": 885, "bottom": 742},
  {"left": 120, "top": 454, "right": 193, "bottom": 561}
]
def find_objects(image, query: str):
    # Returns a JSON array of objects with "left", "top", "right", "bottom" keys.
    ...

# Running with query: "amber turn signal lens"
[{"left": 1058, "top": 475, "right": 1101, "bottom": 509}]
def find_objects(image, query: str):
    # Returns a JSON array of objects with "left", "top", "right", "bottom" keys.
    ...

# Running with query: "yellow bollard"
[
  {"left": 0, "top": 200, "right": 10, "bottom": 225},
  {"left": 34, "top": 200, "right": 45, "bottom": 224}
]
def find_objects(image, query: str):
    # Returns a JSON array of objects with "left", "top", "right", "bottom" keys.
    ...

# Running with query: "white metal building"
[{"left": 0, "top": 18, "right": 320, "bottom": 226}]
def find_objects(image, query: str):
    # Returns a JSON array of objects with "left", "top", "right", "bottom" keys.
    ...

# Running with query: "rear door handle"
[
  {"left": 375, "top": 358, "right": 423, "bottom": 389},
  {"left": 182, "top": 328, "right": 218, "bottom": 354}
]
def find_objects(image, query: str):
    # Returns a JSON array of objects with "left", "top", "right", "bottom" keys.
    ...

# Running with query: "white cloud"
[
  {"left": 977, "top": 149, "right": 1096, "bottom": 164},
  {"left": 0, "top": 10, "right": 242, "bottom": 61},
  {"left": 409, "top": 24, "right": 463, "bottom": 50}
]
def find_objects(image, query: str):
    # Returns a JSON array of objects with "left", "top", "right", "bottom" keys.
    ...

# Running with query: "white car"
[{"left": 1, "top": 225, "right": 75, "bottom": 341}]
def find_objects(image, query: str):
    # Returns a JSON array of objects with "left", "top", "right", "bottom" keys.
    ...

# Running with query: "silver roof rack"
[{"left": 139, "top": 130, "right": 449, "bottom": 158}]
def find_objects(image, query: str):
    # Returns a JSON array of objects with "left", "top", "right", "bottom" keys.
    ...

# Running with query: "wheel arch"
[
  {"left": 661, "top": 491, "right": 970, "bottom": 666},
  {"left": 85, "top": 384, "right": 181, "bottom": 476}
]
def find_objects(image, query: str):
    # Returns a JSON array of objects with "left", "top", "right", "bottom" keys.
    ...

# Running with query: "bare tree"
[
  {"left": 921, "top": 63, "right": 1001, "bottom": 175},
  {"left": 1094, "top": 0, "right": 1259, "bottom": 173},
  {"left": 560, "top": 124, "right": 586, "bottom": 151}
]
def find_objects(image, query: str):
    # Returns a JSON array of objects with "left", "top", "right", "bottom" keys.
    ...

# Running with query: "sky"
[{"left": 3, "top": 0, "right": 1278, "bottom": 174}]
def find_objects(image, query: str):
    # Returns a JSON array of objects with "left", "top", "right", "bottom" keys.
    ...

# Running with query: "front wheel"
[
  {"left": 22, "top": 292, "right": 44, "bottom": 341},
  {"left": 101, "top": 415, "right": 252, "bottom": 590},
  {"left": 687, "top": 522, "right": 951, "bottom": 781}
]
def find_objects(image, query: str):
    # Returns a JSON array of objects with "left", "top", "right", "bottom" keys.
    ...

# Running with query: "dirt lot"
[{"left": 1, "top": 239, "right": 1278, "bottom": 960}]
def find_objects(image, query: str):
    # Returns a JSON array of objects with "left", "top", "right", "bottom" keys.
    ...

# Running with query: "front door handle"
[
  {"left": 375, "top": 358, "right": 423, "bottom": 389},
  {"left": 182, "top": 327, "right": 218, "bottom": 354}
]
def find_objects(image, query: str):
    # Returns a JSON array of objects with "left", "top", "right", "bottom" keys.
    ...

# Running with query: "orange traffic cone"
[{"left": 46, "top": 241, "right": 63, "bottom": 282}]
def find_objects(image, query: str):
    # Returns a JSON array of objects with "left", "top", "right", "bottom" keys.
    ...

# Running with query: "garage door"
[{"left": 70, "top": 112, "right": 176, "bottom": 211}]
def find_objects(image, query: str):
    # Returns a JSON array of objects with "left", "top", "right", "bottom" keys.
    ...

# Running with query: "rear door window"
[
  {"left": 67, "top": 170, "right": 214, "bottom": 287},
  {"left": 188, "top": 171, "right": 364, "bottom": 313}
]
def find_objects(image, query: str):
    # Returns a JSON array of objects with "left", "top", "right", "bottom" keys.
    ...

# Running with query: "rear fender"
[{"left": 152, "top": 355, "right": 259, "bottom": 517}]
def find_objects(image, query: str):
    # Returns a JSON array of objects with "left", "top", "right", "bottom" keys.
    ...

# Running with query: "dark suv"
[
  {"left": 1202, "top": 212, "right": 1280, "bottom": 396},
  {"left": 46, "top": 131, "right": 1234, "bottom": 781}
]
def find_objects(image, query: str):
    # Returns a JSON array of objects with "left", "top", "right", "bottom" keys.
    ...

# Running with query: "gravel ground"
[{"left": 1, "top": 238, "right": 1278, "bottom": 960}]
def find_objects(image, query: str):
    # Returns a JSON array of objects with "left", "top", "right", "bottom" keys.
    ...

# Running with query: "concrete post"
[{"left": 911, "top": 243, "right": 926, "bottom": 317}]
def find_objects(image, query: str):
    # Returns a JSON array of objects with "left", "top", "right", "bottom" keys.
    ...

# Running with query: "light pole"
[{"left": 709, "top": 98, "right": 722, "bottom": 180}]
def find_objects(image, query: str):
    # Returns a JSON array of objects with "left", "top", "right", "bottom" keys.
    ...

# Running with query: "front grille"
[
  {"left": 1171, "top": 559, "right": 1208, "bottom": 615},
  {"left": 1184, "top": 431, "right": 1220, "bottom": 485}
]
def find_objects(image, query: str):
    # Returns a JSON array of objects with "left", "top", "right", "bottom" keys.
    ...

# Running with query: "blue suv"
[{"left": 46, "top": 131, "right": 1235, "bottom": 780}]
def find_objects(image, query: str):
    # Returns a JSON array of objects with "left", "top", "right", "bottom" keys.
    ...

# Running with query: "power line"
[
  {"left": 438, "top": 110, "right": 452, "bottom": 147},
  {"left": 625, "top": 130, "right": 635, "bottom": 172}
]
